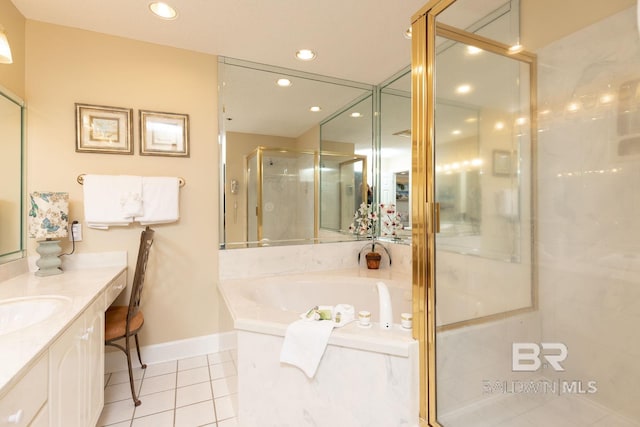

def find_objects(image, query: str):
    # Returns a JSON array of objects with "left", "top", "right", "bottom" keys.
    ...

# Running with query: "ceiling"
[
  {"left": 10, "top": 0, "right": 426, "bottom": 85},
  {"left": 11, "top": 0, "right": 516, "bottom": 153}
]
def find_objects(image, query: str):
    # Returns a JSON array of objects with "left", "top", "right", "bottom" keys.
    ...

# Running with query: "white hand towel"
[
  {"left": 280, "top": 319, "right": 335, "bottom": 378},
  {"left": 135, "top": 177, "right": 180, "bottom": 225},
  {"left": 120, "top": 191, "right": 143, "bottom": 218},
  {"left": 83, "top": 174, "right": 142, "bottom": 229}
]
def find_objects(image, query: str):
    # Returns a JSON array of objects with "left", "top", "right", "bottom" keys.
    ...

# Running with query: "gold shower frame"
[
  {"left": 411, "top": 1, "right": 538, "bottom": 425},
  {"left": 245, "top": 146, "right": 320, "bottom": 245}
]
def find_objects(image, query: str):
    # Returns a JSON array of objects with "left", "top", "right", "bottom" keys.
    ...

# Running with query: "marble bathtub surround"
[
  {"left": 218, "top": 239, "right": 412, "bottom": 280},
  {"left": 219, "top": 268, "right": 417, "bottom": 426}
]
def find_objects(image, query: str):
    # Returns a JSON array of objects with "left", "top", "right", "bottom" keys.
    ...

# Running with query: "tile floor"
[
  {"left": 97, "top": 350, "right": 238, "bottom": 427},
  {"left": 439, "top": 391, "right": 640, "bottom": 427}
]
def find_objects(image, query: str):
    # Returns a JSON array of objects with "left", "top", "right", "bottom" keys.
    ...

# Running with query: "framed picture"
[
  {"left": 492, "top": 149, "right": 513, "bottom": 176},
  {"left": 140, "top": 110, "right": 190, "bottom": 157},
  {"left": 75, "top": 103, "right": 133, "bottom": 154}
]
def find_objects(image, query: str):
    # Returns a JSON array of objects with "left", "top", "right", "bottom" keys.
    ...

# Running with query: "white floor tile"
[
  {"left": 217, "top": 418, "right": 239, "bottom": 427},
  {"left": 177, "top": 366, "right": 210, "bottom": 387},
  {"left": 598, "top": 414, "right": 640, "bottom": 427},
  {"left": 97, "top": 399, "right": 136, "bottom": 426},
  {"left": 143, "top": 360, "right": 177, "bottom": 378},
  {"left": 214, "top": 395, "right": 237, "bottom": 421},
  {"left": 543, "top": 395, "right": 609, "bottom": 425},
  {"left": 105, "top": 379, "right": 142, "bottom": 403},
  {"left": 210, "top": 361, "right": 236, "bottom": 380},
  {"left": 208, "top": 351, "right": 233, "bottom": 365},
  {"left": 211, "top": 376, "right": 237, "bottom": 398},
  {"left": 176, "top": 381, "right": 213, "bottom": 408},
  {"left": 131, "top": 409, "right": 174, "bottom": 427},
  {"left": 178, "top": 355, "right": 209, "bottom": 371},
  {"left": 108, "top": 367, "right": 144, "bottom": 386},
  {"left": 133, "top": 389, "right": 176, "bottom": 419},
  {"left": 139, "top": 372, "right": 176, "bottom": 396},
  {"left": 174, "top": 400, "right": 216, "bottom": 427},
  {"left": 101, "top": 422, "right": 131, "bottom": 427}
]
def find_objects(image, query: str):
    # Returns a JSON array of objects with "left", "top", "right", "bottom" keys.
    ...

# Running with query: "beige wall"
[
  {"left": 0, "top": 0, "right": 25, "bottom": 98},
  {"left": 24, "top": 20, "right": 224, "bottom": 346}
]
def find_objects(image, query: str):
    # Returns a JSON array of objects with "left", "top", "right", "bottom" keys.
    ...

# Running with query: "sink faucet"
[{"left": 376, "top": 281, "right": 393, "bottom": 330}]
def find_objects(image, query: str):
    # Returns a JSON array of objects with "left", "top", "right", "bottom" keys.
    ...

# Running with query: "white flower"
[{"left": 379, "top": 203, "right": 403, "bottom": 237}]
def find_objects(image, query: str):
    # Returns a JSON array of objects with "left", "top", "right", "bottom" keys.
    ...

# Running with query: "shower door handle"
[{"left": 426, "top": 202, "right": 440, "bottom": 234}]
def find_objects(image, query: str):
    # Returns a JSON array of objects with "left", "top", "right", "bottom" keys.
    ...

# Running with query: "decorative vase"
[{"left": 365, "top": 251, "right": 382, "bottom": 269}]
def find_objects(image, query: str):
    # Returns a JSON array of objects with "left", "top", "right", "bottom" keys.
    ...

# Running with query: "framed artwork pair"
[{"left": 75, "top": 103, "right": 189, "bottom": 157}]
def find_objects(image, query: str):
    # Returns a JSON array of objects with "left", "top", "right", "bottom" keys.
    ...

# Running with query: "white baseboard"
[{"left": 105, "top": 331, "right": 237, "bottom": 373}]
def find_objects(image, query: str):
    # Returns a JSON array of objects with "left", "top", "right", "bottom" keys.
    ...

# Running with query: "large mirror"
[
  {"left": 218, "top": 0, "right": 525, "bottom": 256},
  {"left": 219, "top": 58, "right": 373, "bottom": 248},
  {"left": 379, "top": 69, "right": 413, "bottom": 241},
  {"left": 0, "top": 87, "right": 24, "bottom": 264},
  {"left": 319, "top": 95, "right": 373, "bottom": 237}
]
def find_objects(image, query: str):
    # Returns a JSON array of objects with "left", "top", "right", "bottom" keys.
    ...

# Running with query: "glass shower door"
[
  {"left": 432, "top": 24, "right": 536, "bottom": 427},
  {"left": 246, "top": 147, "right": 317, "bottom": 246}
]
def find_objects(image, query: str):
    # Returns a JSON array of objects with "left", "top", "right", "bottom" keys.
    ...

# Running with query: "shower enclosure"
[
  {"left": 412, "top": 0, "right": 640, "bottom": 425},
  {"left": 246, "top": 147, "right": 317, "bottom": 245}
]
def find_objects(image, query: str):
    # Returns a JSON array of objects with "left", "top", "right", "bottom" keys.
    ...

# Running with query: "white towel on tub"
[
  {"left": 83, "top": 174, "right": 142, "bottom": 229},
  {"left": 280, "top": 319, "right": 335, "bottom": 378},
  {"left": 135, "top": 176, "right": 180, "bottom": 225}
]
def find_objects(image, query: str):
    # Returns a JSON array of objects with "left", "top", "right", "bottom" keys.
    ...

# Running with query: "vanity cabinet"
[
  {"left": 48, "top": 295, "right": 105, "bottom": 427},
  {"left": 0, "top": 353, "right": 48, "bottom": 426}
]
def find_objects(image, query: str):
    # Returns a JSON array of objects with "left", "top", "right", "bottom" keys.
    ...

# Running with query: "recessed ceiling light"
[
  {"left": 566, "top": 102, "right": 580, "bottom": 112},
  {"left": 494, "top": 121, "right": 505, "bottom": 130},
  {"left": 309, "top": 106, "right": 322, "bottom": 112},
  {"left": 455, "top": 84, "right": 472, "bottom": 94},
  {"left": 149, "top": 2, "right": 177, "bottom": 20},
  {"left": 466, "top": 45, "right": 482, "bottom": 55},
  {"left": 350, "top": 112, "right": 363, "bottom": 118},
  {"left": 508, "top": 44, "right": 523, "bottom": 54},
  {"left": 452, "top": 130, "right": 461, "bottom": 135},
  {"left": 296, "top": 49, "right": 316, "bottom": 61},
  {"left": 599, "top": 93, "right": 614, "bottom": 104},
  {"left": 276, "top": 78, "right": 292, "bottom": 87}
]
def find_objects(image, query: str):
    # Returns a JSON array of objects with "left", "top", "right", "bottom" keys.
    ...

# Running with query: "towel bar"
[{"left": 77, "top": 174, "right": 185, "bottom": 187}]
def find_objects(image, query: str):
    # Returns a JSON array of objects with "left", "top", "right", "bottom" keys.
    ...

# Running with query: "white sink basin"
[{"left": 0, "top": 296, "right": 72, "bottom": 335}]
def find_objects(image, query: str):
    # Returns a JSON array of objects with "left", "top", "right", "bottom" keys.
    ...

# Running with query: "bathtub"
[{"left": 219, "top": 270, "right": 419, "bottom": 427}]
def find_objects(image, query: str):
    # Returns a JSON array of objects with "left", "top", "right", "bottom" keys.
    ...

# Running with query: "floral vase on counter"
[
  {"left": 365, "top": 246, "right": 382, "bottom": 269},
  {"left": 350, "top": 203, "right": 402, "bottom": 270}
]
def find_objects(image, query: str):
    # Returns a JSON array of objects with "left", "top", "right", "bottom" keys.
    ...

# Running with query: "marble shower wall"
[{"left": 537, "top": 6, "right": 640, "bottom": 420}]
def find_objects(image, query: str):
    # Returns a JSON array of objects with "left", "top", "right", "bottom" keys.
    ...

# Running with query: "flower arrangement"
[
  {"left": 379, "top": 203, "right": 403, "bottom": 238},
  {"left": 348, "top": 202, "right": 403, "bottom": 238},
  {"left": 348, "top": 202, "right": 378, "bottom": 237}
]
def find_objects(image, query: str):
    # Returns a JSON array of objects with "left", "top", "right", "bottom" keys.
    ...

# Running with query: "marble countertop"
[{"left": 0, "top": 253, "right": 127, "bottom": 397}]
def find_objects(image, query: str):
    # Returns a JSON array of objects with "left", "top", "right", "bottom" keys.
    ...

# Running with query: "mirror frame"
[{"left": 0, "top": 84, "right": 25, "bottom": 265}]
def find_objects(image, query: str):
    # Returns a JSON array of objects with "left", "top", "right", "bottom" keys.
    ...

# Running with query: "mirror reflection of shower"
[{"left": 246, "top": 147, "right": 317, "bottom": 246}]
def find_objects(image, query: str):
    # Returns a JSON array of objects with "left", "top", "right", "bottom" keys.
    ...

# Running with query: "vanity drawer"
[
  {"left": 104, "top": 270, "right": 127, "bottom": 309},
  {"left": 0, "top": 352, "right": 48, "bottom": 426}
]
